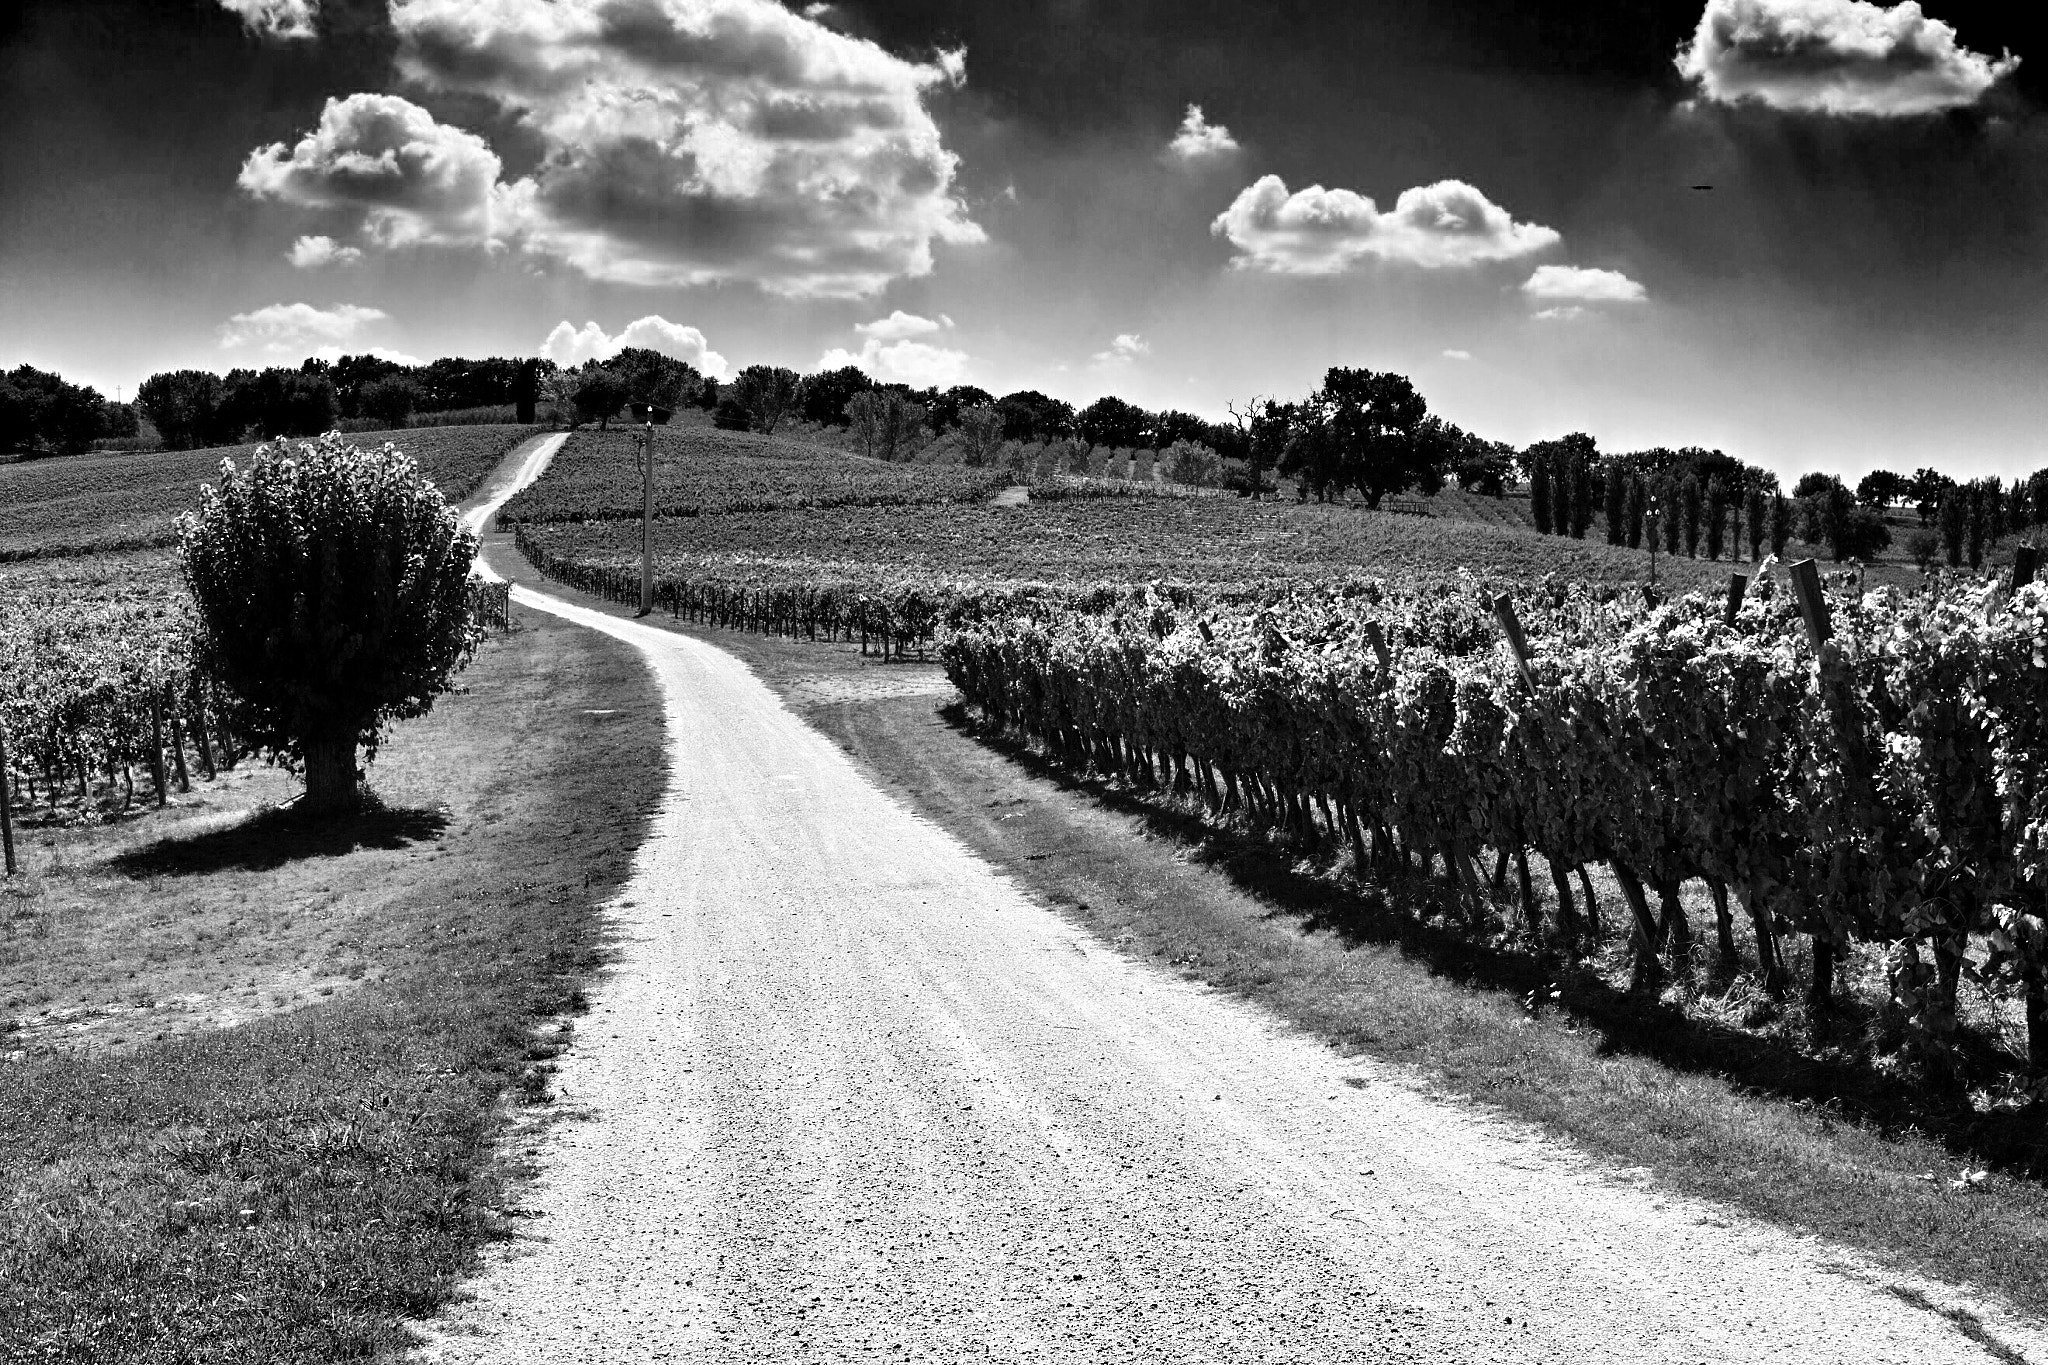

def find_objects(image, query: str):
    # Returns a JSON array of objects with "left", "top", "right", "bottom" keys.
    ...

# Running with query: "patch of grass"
[
  {"left": 0, "top": 425, "right": 537, "bottom": 563},
  {"left": 0, "top": 607, "right": 664, "bottom": 1362}
]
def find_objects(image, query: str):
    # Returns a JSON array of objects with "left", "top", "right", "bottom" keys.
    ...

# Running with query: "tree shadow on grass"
[
  {"left": 111, "top": 798, "right": 451, "bottom": 878},
  {"left": 940, "top": 702, "right": 2048, "bottom": 1181}
]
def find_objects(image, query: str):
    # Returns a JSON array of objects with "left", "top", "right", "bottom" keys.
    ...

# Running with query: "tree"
[
  {"left": 1939, "top": 490, "right": 1966, "bottom": 567},
  {"left": 1604, "top": 465, "right": 1626, "bottom": 544},
  {"left": 100, "top": 401, "right": 141, "bottom": 440},
  {"left": 926, "top": 384, "right": 992, "bottom": 433},
  {"left": 846, "top": 390, "right": 928, "bottom": 462},
  {"left": 732, "top": 365, "right": 801, "bottom": 434},
  {"left": 957, "top": 404, "right": 1006, "bottom": 467},
  {"left": 0, "top": 365, "right": 107, "bottom": 456},
  {"left": 607, "top": 347, "right": 699, "bottom": 414},
  {"left": 1857, "top": 469, "right": 1909, "bottom": 507},
  {"left": 571, "top": 368, "right": 628, "bottom": 430},
  {"left": 1907, "top": 528, "right": 1939, "bottom": 571},
  {"left": 1530, "top": 460, "right": 1553, "bottom": 534},
  {"left": 995, "top": 390, "right": 1075, "bottom": 443},
  {"left": 712, "top": 396, "right": 752, "bottom": 431},
  {"left": 1226, "top": 397, "right": 1287, "bottom": 500},
  {"left": 177, "top": 434, "right": 482, "bottom": 815},
  {"left": 359, "top": 375, "right": 419, "bottom": 427},
  {"left": 1162, "top": 439, "right": 1222, "bottom": 487},
  {"left": 1745, "top": 484, "right": 1766, "bottom": 563},
  {"left": 1910, "top": 467, "right": 1954, "bottom": 525},
  {"left": 1625, "top": 474, "right": 1647, "bottom": 549},
  {"left": 1682, "top": 477, "right": 1703, "bottom": 557},
  {"left": 1792, "top": 471, "right": 1842, "bottom": 500},
  {"left": 1454, "top": 437, "right": 1514, "bottom": 498},
  {"left": 1078, "top": 395, "right": 1153, "bottom": 449},
  {"left": 138, "top": 369, "right": 229, "bottom": 450},
  {"left": 1826, "top": 500, "right": 1889, "bottom": 562},
  {"left": 1705, "top": 477, "right": 1727, "bottom": 561},
  {"left": 514, "top": 358, "right": 538, "bottom": 424},
  {"left": 1152, "top": 409, "right": 1211, "bottom": 448},
  {"left": 798, "top": 366, "right": 873, "bottom": 426},
  {"left": 1305, "top": 368, "right": 1446, "bottom": 507},
  {"left": 1769, "top": 492, "right": 1792, "bottom": 556},
  {"left": 1966, "top": 483, "right": 1989, "bottom": 569},
  {"left": 1568, "top": 453, "right": 1593, "bottom": 539}
]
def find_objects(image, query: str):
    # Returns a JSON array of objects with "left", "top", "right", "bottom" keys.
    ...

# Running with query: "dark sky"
[{"left": 2, "top": 0, "right": 2043, "bottom": 477}]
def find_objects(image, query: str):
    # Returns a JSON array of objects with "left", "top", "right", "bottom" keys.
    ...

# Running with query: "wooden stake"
[
  {"left": 1724, "top": 572, "right": 1748, "bottom": 627},
  {"left": 1363, "top": 619, "right": 1391, "bottom": 670},
  {"left": 1788, "top": 559, "right": 1831, "bottom": 654},
  {"left": 0, "top": 729, "right": 16, "bottom": 876},
  {"left": 148, "top": 694, "right": 169, "bottom": 809},
  {"left": 1491, "top": 595, "right": 1536, "bottom": 691}
]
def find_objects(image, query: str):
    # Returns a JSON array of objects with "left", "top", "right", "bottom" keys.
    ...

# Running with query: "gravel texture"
[{"left": 414, "top": 436, "right": 2048, "bottom": 1363}]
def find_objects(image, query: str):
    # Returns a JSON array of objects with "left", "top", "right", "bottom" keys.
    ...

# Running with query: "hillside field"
[{"left": 0, "top": 425, "right": 537, "bottom": 562}]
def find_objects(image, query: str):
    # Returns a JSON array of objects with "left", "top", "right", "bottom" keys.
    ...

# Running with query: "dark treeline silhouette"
[
  {"left": 0, "top": 364, "right": 137, "bottom": 457},
  {"left": 23, "top": 351, "right": 2048, "bottom": 564}
]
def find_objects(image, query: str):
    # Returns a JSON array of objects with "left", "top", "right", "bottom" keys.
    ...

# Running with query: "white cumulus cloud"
[
  {"left": 1091, "top": 333, "right": 1150, "bottom": 368},
  {"left": 219, "top": 302, "right": 387, "bottom": 352},
  {"left": 363, "top": 0, "right": 982, "bottom": 297},
  {"left": 541, "top": 316, "right": 729, "bottom": 378},
  {"left": 1212, "top": 175, "right": 1560, "bottom": 273},
  {"left": 1521, "top": 264, "right": 1647, "bottom": 303},
  {"left": 1442, "top": 348, "right": 1473, "bottom": 360},
  {"left": 1533, "top": 306, "right": 1588, "bottom": 323},
  {"left": 818, "top": 338, "right": 970, "bottom": 388},
  {"left": 1677, "top": 0, "right": 2018, "bottom": 116},
  {"left": 239, "top": 93, "right": 516, "bottom": 249},
  {"left": 855, "top": 311, "right": 945, "bottom": 342},
  {"left": 1168, "top": 105, "right": 1239, "bottom": 162},
  {"left": 216, "top": 0, "right": 318, "bottom": 39},
  {"left": 288, "top": 234, "right": 363, "bottom": 268}
]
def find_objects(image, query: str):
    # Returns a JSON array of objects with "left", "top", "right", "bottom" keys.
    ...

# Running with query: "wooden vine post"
[
  {"left": 0, "top": 726, "right": 15, "bottom": 876},
  {"left": 1490, "top": 594, "right": 1586, "bottom": 943},
  {"left": 1723, "top": 571, "right": 1748, "bottom": 627},
  {"left": 1789, "top": 558, "right": 1864, "bottom": 1025},
  {"left": 148, "top": 694, "right": 169, "bottom": 809}
]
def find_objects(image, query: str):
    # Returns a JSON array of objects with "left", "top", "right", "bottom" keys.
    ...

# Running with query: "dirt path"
[{"left": 417, "top": 437, "right": 2047, "bottom": 1363}]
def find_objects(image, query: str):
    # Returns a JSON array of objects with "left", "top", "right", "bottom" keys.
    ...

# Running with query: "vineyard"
[
  {"left": 493, "top": 424, "right": 1019, "bottom": 526},
  {"left": 512, "top": 492, "right": 1716, "bottom": 626},
  {"left": 933, "top": 565, "right": 2048, "bottom": 1090},
  {"left": 0, "top": 424, "right": 535, "bottom": 562},
  {"left": 0, "top": 439, "right": 518, "bottom": 830},
  {"left": 0, "top": 554, "right": 227, "bottom": 820}
]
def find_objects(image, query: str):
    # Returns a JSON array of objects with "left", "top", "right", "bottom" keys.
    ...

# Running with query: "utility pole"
[
  {"left": 630, "top": 401, "right": 672, "bottom": 617},
  {"left": 638, "top": 419, "right": 654, "bottom": 616}
]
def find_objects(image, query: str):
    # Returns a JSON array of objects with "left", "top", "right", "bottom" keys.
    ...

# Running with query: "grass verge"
[{"left": 0, "top": 606, "right": 663, "bottom": 1364}]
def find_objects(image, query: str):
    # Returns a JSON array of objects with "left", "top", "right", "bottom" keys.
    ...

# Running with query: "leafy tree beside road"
[{"left": 177, "top": 435, "right": 483, "bottom": 815}]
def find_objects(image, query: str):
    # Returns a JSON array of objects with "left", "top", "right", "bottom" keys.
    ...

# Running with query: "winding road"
[{"left": 417, "top": 434, "right": 2047, "bottom": 1363}]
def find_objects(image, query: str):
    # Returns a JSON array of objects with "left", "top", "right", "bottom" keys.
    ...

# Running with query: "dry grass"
[{"left": 0, "top": 606, "right": 664, "bottom": 1363}]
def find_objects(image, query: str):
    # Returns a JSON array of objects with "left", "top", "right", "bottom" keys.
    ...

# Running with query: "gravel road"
[{"left": 416, "top": 437, "right": 2047, "bottom": 1363}]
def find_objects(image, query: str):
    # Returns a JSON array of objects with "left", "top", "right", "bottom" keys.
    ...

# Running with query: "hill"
[{"left": 0, "top": 425, "right": 536, "bottom": 563}]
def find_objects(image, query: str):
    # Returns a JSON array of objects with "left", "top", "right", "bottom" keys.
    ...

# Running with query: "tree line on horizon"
[{"left": 9, "top": 353, "right": 2047, "bottom": 571}]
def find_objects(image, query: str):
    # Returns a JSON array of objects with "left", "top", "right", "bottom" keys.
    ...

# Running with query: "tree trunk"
[
  {"left": 2028, "top": 964, "right": 2048, "bottom": 1080},
  {"left": 302, "top": 737, "right": 360, "bottom": 815},
  {"left": 1711, "top": 881, "right": 1737, "bottom": 966}
]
